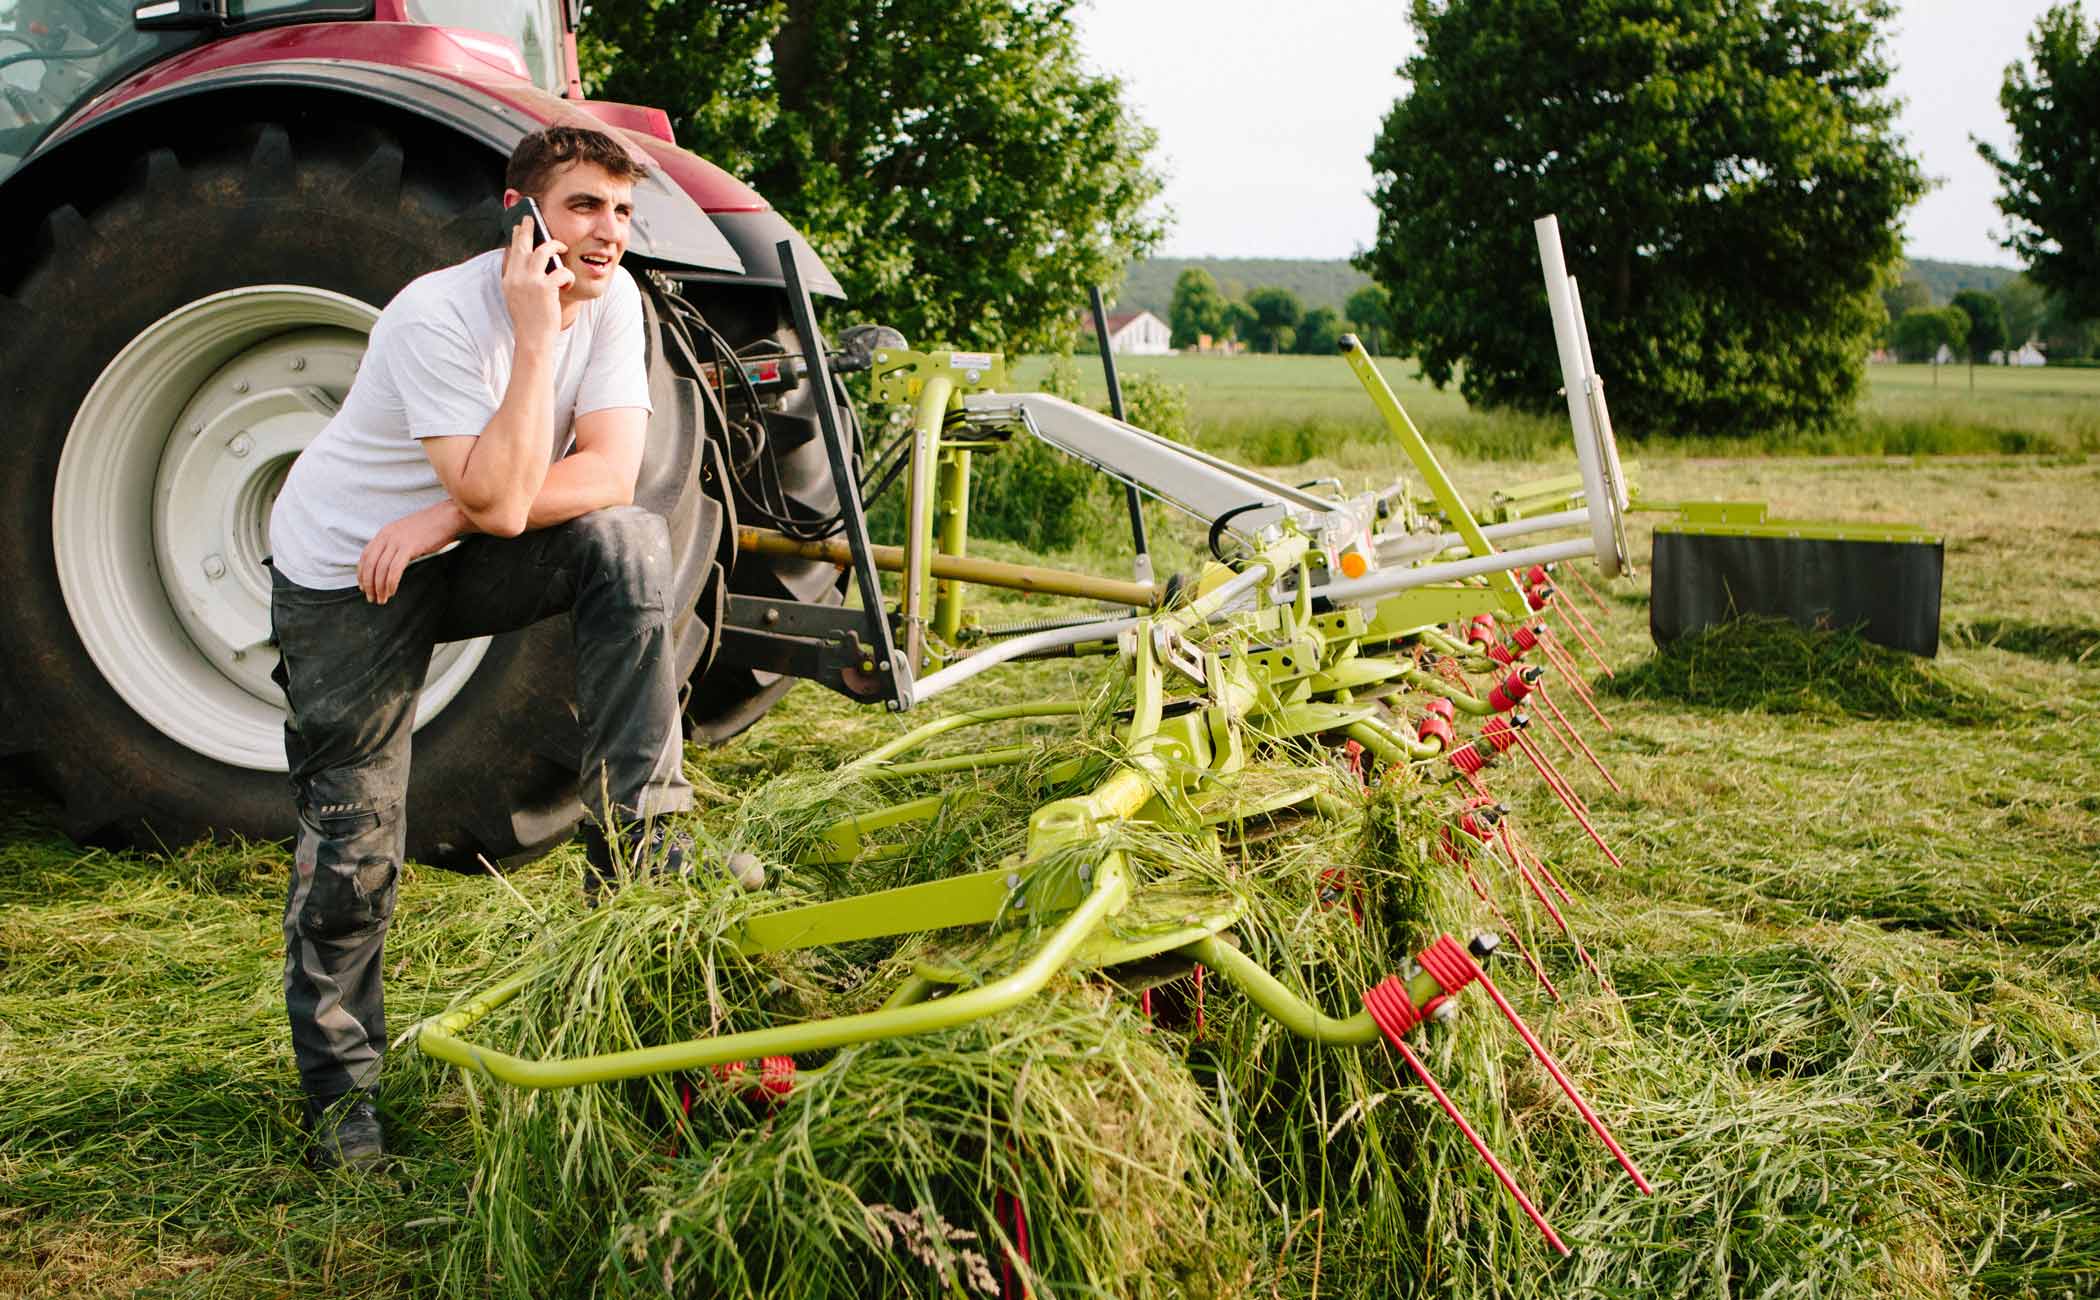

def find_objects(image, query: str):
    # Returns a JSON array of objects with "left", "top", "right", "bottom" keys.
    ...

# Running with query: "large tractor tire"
[{"left": 0, "top": 113, "right": 724, "bottom": 867}]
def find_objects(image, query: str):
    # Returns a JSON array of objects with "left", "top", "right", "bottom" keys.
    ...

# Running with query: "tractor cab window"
[
  {"left": 405, "top": 0, "right": 563, "bottom": 96},
  {"left": 0, "top": 0, "right": 191, "bottom": 179}
]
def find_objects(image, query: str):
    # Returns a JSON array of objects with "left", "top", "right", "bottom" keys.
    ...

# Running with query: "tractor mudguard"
[{"left": 11, "top": 24, "right": 841, "bottom": 294}]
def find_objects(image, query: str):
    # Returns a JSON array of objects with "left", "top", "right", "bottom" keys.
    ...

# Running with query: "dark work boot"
[
  {"left": 582, "top": 820, "right": 696, "bottom": 907},
  {"left": 305, "top": 1091, "right": 385, "bottom": 1172}
]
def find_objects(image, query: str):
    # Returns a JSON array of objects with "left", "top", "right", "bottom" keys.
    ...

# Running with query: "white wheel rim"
[{"left": 54, "top": 285, "right": 491, "bottom": 772}]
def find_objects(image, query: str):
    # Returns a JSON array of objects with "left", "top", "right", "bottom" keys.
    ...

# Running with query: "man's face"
[{"left": 504, "top": 161, "right": 635, "bottom": 304}]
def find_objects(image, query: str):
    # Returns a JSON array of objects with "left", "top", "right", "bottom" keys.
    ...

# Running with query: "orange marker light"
[{"left": 1340, "top": 551, "right": 1369, "bottom": 579}]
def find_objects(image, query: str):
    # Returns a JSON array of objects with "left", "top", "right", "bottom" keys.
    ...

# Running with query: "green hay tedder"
[{"left": 413, "top": 217, "right": 1938, "bottom": 1275}]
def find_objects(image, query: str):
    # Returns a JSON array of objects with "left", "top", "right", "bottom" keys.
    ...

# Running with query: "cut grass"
[
  {"left": 1605, "top": 616, "right": 2014, "bottom": 723},
  {"left": 2, "top": 438, "right": 2098, "bottom": 1296}
]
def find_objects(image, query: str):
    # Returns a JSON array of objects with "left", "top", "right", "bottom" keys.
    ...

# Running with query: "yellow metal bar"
[
  {"left": 1339, "top": 337, "right": 1529, "bottom": 618},
  {"left": 901, "top": 374, "right": 954, "bottom": 669},
  {"left": 737, "top": 528, "right": 1160, "bottom": 608},
  {"left": 933, "top": 446, "right": 972, "bottom": 644},
  {"left": 416, "top": 858, "right": 1132, "bottom": 1090}
]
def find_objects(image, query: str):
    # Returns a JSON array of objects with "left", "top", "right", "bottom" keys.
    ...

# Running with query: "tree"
[
  {"left": 1980, "top": 4, "right": 2100, "bottom": 320},
  {"left": 1223, "top": 299, "right": 1260, "bottom": 348},
  {"left": 1169, "top": 268, "right": 1231, "bottom": 349},
  {"left": 1345, "top": 283, "right": 1394, "bottom": 354},
  {"left": 1996, "top": 274, "right": 2048, "bottom": 348},
  {"left": 1294, "top": 307, "right": 1343, "bottom": 355},
  {"left": 1880, "top": 275, "right": 1933, "bottom": 345},
  {"left": 579, "top": 0, "right": 1165, "bottom": 353},
  {"left": 2039, "top": 297, "right": 2100, "bottom": 360},
  {"left": 1950, "top": 289, "right": 2007, "bottom": 364},
  {"left": 1245, "top": 286, "right": 1303, "bottom": 354},
  {"left": 1891, "top": 306, "right": 1968, "bottom": 363},
  {"left": 1364, "top": 0, "right": 1925, "bottom": 438}
]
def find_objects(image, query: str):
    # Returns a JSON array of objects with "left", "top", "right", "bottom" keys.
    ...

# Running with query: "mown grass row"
[{"left": 2, "top": 448, "right": 2096, "bottom": 1296}]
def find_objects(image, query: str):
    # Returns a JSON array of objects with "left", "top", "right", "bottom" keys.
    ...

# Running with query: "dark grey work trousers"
[{"left": 268, "top": 505, "right": 691, "bottom": 1106}]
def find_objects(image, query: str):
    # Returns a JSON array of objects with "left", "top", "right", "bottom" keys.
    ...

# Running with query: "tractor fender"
[{"left": 12, "top": 37, "right": 841, "bottom": 294}]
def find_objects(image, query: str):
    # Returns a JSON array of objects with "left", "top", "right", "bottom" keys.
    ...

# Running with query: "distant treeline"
[
  {"left": 1118, "top": 255, "right": 2016, "bottom": 319},
  {"left": 1125, "top": 255, "right": 2024, "bottom": 321},
  {"left": 1120, "top": 258, "right": 1372, "bottom": 317}
]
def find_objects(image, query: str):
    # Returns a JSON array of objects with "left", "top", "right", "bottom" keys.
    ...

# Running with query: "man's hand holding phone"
[{"left": 501, "top": 201, "right": 571, "bottom": 344}]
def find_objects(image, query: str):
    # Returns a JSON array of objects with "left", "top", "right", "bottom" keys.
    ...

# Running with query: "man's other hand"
[
  {"left": 502, "top": 215, "right": 572, "bottom": 343},
  {"left": 359, "top": 501, "right": 466, "bottom": 604}
]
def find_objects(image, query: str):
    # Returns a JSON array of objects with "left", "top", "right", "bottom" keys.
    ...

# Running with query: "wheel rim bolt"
[
  {"left": 229, "top": 435, "right": 253, "bottom": 458},
  {"left": 290, "top": 356, "right": 307, "bottom": 372},
  {"left": 203, "top": 554, "right": 226, "bottom": 580}
]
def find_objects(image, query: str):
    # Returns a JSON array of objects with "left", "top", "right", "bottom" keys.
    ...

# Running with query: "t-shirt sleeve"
[
  {"left": 574, "top": 270, "right": 654, "bottom": 418},
  {"left": 394, "top": 315, "right": 503, "bottom": 441}
]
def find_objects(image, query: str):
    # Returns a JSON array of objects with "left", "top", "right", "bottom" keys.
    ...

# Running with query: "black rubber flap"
[{"left": 1652, "top": 533, "right": 1944, "bottom": 657}]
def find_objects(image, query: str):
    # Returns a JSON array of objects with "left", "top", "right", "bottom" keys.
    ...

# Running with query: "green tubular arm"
[
  {"left": 1345, "top": 716, "right": 1444, "bottom": 763},
  {"left": 876, "top": 745, "right": 1034, "bottom": 778},
  {"left": 417, "top": 858, "right": 1133, "bottom": 1090},
  {"left": 1184, "top": 935, "right": 1381, "bottom": 1045},
  {"left": 1399, "top": 667, "right": 1492, "bottom": 716},
  {"left": 1186, "top": 934, "right": 1450, "bottom": 1047},
  {"left": 1417, "top": 626, "right": 1496, "bottom": 670},
  {"left": 848, "top": 700, "right": 1087, "bottom": 769}
]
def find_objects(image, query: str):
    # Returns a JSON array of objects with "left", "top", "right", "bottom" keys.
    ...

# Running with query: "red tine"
[
  {"left": 1462, "top": 848, "right": 1563, "bottom": 1002},
  {"left": 1460, "top": 769, "right": 1575, "bottom": 903},
  {"left": 1516, "top": 726, "right": 1595, "bottom": 823},
  {"left": 1470, "top": 964, "right": 1654, "bottom": 1196},
  {"left": 1498, "top": 835, "right": 1615, "bottom": 991},
  {"left": 1543, "top": 635, "right": 1613, "bottom": 732},
  {"left": 1558, "top": 585, "right": 1615, "bottom": 670},
  {"left": 1516, "top": 731, "right": 1626, "bottom": 872},
  {"left": 1499, "top": 814, "right": 1573, "bottom": 909},
  {"left": 1537, "top": 685, "right": 1624, "bottom": 795},
  {"left": 1364, "top": 982, "right": 1570, "bottom": 1255},
  {"left": 1550, "top": 595, "right": 1616, "bottom": 680},
  {"left": 1563, "top": 562, "right": 1611, "bottom": 617},
  {"left": 1391, "top": 1036, "right": 1570, "bottom": 1254},
  {"left": 1532, "top": 684, "right": 1582, "bottom": 759}
]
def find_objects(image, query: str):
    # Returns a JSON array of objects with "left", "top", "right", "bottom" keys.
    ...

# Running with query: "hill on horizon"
[{"left": 1114, "top": 254, "right": 2024, "bottom": 319}]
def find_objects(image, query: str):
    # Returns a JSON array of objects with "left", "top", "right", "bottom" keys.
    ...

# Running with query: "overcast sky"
[{"left": 1072, "top": 0, "right": 2060, "bottom": 267}]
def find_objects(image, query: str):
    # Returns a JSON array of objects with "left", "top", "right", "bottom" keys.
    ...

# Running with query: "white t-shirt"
[{"left": 269, "top": 248, "right": 653, "bottom": 589}]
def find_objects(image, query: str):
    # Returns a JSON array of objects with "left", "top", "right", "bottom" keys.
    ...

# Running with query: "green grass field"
[{"left": 2, "top": 361, "right": 2097, "bottom": 1296}]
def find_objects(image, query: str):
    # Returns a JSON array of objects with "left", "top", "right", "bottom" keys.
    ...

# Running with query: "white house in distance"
[{"left": 1086, "top": 309, "right": 1173, "bottom": 355}]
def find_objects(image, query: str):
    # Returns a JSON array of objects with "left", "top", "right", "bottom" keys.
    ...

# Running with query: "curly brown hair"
[{"left": 504, "top": 126, "right": 650, "bottom": 197}]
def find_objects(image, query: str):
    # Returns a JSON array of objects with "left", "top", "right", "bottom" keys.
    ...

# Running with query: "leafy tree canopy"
[
  {"left": 1364, "top": 0, "right": 1924, "bottom": 437},
  {"left": 1245, "top": 286, "right": 1303, "bottom": 354},
  {"left": 1995, "top": 274, "right": 2048, "bottom": 348},
  {"left": 1892, "top": 306, "right": 1968, "bottom": 363},
  {"left": 1294, "top": 307, "right": 1343, "bottom": 356},
  {"left": 1949, "top": 289, "right": 2007, "bottom": 363},
  {"left": 579, "top": 0, "right": 1165, "bottom": 352},
  {"left": 1345, "top": 284, "right": 1393, "bottom": 354},
  {"left": 1980, "top": 4, "right": 2100, "bottom": 320},
  {"left": 1169, "top": 268, "right": 1230, "bottom": 348}
]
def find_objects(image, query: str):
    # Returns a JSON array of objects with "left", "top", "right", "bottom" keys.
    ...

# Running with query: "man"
[{"left": 266, "top": 126, "right": 689, "bottom": 1170}]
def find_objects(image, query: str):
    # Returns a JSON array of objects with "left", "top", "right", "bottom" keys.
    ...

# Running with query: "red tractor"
[{"left": 0, "top": 0, "right": 850, "bottom": 864}]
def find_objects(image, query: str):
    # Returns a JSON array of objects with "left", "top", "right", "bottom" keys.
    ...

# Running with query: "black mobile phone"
[{"left": 501, "top": 195, "right": 558, "bottom": 273}]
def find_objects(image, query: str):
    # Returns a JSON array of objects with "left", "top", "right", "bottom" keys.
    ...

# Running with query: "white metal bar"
[
  {"left": 1534, "top": 217, "right": 1627, "bottom": 578},
  {"left": 1313, "top": 538, "right": 1595, "bottom": 605}
]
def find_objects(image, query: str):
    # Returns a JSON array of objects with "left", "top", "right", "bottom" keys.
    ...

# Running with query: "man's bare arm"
[
  {"left": 357, "top": 406, "right": 648, "bottom": 603},
  {"left": 518, "top": 405, "right": 647, "bottom": 529},
  {"left": 420, "top": 217, "right": 573, "bottom": 537}
]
